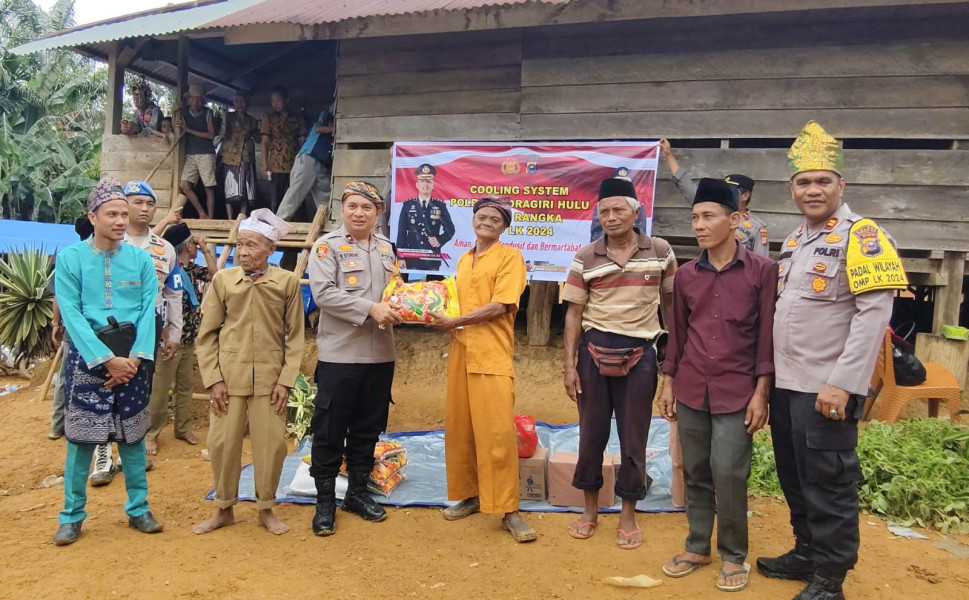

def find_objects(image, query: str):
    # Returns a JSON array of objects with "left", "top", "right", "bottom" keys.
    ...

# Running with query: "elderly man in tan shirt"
[{"left": 193, "top": 209, "right": 304, "bottom": 536}]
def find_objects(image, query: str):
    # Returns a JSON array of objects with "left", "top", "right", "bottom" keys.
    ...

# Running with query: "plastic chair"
[{"left": 864, "top": 328, "right": 962, "bottom": 423}]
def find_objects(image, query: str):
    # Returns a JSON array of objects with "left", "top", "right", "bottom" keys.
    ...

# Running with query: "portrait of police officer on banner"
[{"left": 396, "top": 164, "right": 456, "bottom": 271}]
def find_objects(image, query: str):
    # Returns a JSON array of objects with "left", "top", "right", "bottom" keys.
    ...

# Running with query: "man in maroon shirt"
[{"left": 658, "top": 178, "right": 777, "bottom": 593}]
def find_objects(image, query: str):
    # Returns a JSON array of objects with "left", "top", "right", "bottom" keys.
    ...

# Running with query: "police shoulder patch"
[
  {"left": 316, "top": 243, "right": 329, "bottom": 259},
  {"left": 846, "top": 219, "right": 908, "bottom": 295}
]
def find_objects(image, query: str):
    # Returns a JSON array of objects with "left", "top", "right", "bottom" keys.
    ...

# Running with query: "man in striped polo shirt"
[{"left": 562, "top": 177, "right": 676, "bottom": 550}]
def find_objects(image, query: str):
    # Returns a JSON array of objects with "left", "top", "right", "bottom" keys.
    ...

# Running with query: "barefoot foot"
[
  {"left": 181, "top": 432, "right": 199, "bottom": 445},
  {"left": 192, "top": 508, "right": 234, "bottom": 534},
  {"left": 258, "top": 509, "right": 290, "bottom": 535}
]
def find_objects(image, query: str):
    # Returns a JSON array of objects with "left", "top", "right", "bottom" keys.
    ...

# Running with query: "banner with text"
[{"left": 390, "top": 142, "right": 659, "bottom": 281}]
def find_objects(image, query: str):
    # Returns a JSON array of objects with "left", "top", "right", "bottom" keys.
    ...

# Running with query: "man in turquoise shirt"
[{"left": 52, "top": 178, "right": 164, "bottom": 545}]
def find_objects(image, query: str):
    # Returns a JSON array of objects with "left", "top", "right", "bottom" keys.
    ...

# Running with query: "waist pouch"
[{"left": 587, "top": 343, "right": 645, "bottom": 377}]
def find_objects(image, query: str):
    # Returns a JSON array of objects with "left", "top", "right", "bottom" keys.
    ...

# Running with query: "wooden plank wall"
[
  {"left": 100, "top": 135, "right": 175, "bottom": 210},
  {"left": 331, "top": 9, "right": 969, "bottom": 253}
]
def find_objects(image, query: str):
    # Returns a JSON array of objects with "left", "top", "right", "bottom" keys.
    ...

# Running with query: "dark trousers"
[
  {"left": 770, "top": 388, "right": 862, "bottom": 575},
  {"left": 677, "top": 402, "right": 752, "bottom": 564},
  {"left": 573, "top": 330, "right": 656, "bottom": 500},
  {"left": 269, "top": 172, "right": 291, "bottom": 212},
  {"left": 309, "top": 361, "right": 394, "bottom": 481}
]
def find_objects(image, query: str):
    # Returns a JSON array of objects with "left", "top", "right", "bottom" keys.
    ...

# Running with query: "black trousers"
[
  {"left": 573, "top": 329, "right": 656, "bottom": 501},
  {"left": 309, "top": 361, "right": 394, "bottom": 481},
  {"left": 770, "top": 388, "right": 863, "bottom": 576}
]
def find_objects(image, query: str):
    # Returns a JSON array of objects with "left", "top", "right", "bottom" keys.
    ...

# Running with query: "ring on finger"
[{"left": 828, "top": 409, "right": 838, "bottom": 418}]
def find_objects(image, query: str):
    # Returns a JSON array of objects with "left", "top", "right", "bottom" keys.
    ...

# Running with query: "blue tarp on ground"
[{"left": 212, "top": 417, "right": 681, "bottom": 514}]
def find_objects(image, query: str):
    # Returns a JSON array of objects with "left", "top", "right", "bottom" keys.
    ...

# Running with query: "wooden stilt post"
[
  {"left": 932, "top": 251, "right": 966, "bottom": 332},
  {"left": 526, "top": 280, "right": 557, "bottom": 346}
]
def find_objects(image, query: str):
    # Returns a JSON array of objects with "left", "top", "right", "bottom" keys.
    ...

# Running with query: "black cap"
[
  {"left": 694, "top": 178, "right": 740, "bottom": 212},
  {"left": 415, "top": 164, "right": 437, "bottom": 178},
  {"left": 162, "top": 222, "right": 192, "bottom": 247},
  {"left": 74, "top": 216, "right": 94, "bottom": 240},
  {"left": 725, "top": 174, "right": 755, "bottom": 193},
  {"left": 598, "top": 177, "right": 637, "bottom": 201}
]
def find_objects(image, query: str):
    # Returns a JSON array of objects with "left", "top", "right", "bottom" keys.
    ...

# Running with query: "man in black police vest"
[{"left": 395, "top": 164, "right": 455, "bottom": 272}]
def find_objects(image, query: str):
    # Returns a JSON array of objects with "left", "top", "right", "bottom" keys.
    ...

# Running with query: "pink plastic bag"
[{"left": 514, "top": 414, "right": 538, "bottom": 458}]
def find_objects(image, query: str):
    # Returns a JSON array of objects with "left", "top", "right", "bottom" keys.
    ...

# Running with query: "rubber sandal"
[
  {"left": 441, "top": 498, "right": 480, "bottom": 521},
  {"left": 662, "top": 556, "right": 710, "bottom": 578},
  {"left": 716, "top": 563, "right": 751, "bottom": 592},
  {"left": 616, "top": 528, "right": 643, "bottom": 550},
  {"left": 567, "top": 519, "right": 596, "bottom": 540},
  {"left": 502, "top": 514, "right": 537, "bottom": 543}
]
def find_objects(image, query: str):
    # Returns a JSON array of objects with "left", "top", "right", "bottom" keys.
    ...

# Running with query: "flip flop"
[
  {"left": 616, "top": 528, "right": 643, "bottom": 550},
  {"left": 567, "top": 519, "right": 596, "bottom": 540},
  {"left": 662, "top": 556, "right": 710, "bottom": 578},
  {"left": 716, "top": 563, "right": 751, "bottom": 592}
]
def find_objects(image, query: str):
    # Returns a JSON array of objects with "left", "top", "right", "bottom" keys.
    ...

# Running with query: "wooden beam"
[
  {"left": 173, "top": 36, "right": 190, "bottom": 212},
  {"left": 116, "top": 39, "right": 147, "bottom": 69},
  {"left": 104, "top": 42, "right": 124, "bottom": 136},
  {"left": 933, "top": 251, "right": 966, "bottom": 332},
  {"left": 520, "top": 108, "right": 969, "bottom": 140}
]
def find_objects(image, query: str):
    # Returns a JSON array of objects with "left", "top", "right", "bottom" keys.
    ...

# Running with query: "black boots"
[
  {"left": 128, "top": 511, "right": 164, "bottom": 533},
  {"left": 756, "top": 547, "right": 817, "bottom": 582},
  {"left": 53, "top": 521, "right": 83, "bottom": 546},
  {"left": 341, "top": 472, "right": 386, "bottom": 522},
  {"left": 794, "top": 572, "right": 847, "bottom": 600},
  {"left": 312, "top": 478, "right": 337, "bottom": 536}
]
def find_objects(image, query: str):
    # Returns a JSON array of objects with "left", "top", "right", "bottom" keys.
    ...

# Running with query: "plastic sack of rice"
[{"left": 381, "top": 276, "right": 460, "bottom": 323}]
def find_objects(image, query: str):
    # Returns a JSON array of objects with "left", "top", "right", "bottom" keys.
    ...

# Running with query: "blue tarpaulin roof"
[{"left": 0, "top": 219, "right": 83, "bottom": 254}]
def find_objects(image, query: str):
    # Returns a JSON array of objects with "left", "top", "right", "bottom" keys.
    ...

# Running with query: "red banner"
[{"left": 391, "top": 142, "right": 659, "bottom": 281}]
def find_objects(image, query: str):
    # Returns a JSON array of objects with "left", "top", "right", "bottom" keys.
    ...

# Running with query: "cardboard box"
[
  {"left": 518, "top": 446, "right": 548, "bottom": 501},
  {"left": 547, "top": 450, "right": 617, "bottom": 508}
]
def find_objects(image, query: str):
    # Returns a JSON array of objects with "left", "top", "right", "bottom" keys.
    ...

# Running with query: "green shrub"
[
  {"left": 748, "top": 419, "right": 969, "bottom": 533},
  {"left": 286, "top": 373, "right": 316, "bottom": 442},
  {"left": 0, "top": 247, "right": 55, "bottom": 369}
]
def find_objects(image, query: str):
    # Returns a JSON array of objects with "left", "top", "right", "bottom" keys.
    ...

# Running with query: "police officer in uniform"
[
  {"left": 396, "top": 164, "right": 455, "bottom": 271},
  {"left": 308, "top": 181, "right": 404, "bottom": 536},
  {"left": 725, "top": 174, "right": 770, "bottom": 257},
  {"left": 660, "top": 140, "right": 770, "bottom": 257},
  {"left": 757, "top": 122, "right": 907, "bottom": 600}
]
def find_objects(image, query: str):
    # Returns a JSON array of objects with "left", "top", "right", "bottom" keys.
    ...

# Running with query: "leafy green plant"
[
  {"left": 0, "top": 247, "right": 55, "bottom": 371},
  {"left": 286, "top": 373, "right": 317, "bottom": 442},
  {"left": 748, "top": 431, "right": 784, "bottom": 497},
  {"left": 748, "top": 419, "right": 969, "bottom": 534}
]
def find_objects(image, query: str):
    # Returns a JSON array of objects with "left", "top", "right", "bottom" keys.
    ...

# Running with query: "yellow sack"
[
  {"left": 846, "top": 219, "right": 908, "bottom": 295},
  {"left": 381, "top": 276, "right": 460, "bottom": 323}
]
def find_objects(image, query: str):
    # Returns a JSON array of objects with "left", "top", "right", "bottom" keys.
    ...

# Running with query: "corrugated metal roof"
[
  {"left": 12, "top": 0, "right": 571, "bottom": 55},
  {"left": 208, "top": 0, "right": 571, "bottom": 28},
  {"left": 11, "top": 0, "right": 267, "bottom": 55}
]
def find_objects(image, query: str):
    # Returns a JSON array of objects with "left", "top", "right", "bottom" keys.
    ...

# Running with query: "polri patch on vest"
[{"left": 814, "top": 247, "right": 841, "bottom": 258}]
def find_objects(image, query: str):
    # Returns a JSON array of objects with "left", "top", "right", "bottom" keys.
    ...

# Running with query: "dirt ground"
[{"left": 1, "top": 328, "right": 968, "bottom": 600}]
